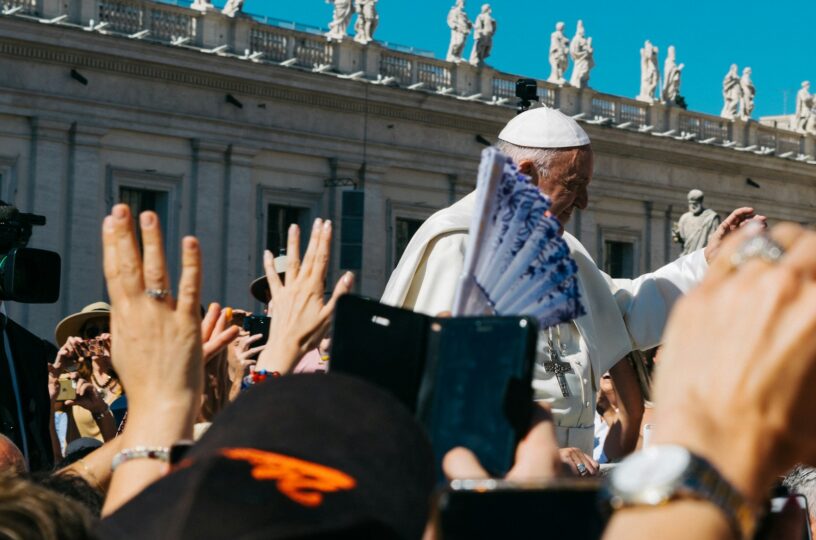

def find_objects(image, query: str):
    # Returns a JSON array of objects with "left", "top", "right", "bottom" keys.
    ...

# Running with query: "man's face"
[
  {"left": 688, "top": 197, "right": 703, "bottom": 215},
  {"left": 523, "top": 147, "right": 593, "bottom": 232}
]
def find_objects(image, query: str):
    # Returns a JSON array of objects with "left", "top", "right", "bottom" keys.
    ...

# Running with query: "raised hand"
[
  {"left": 704, "top": 207, "right": 767, "bottom": 263},
  {"left": 255, "top": 219, "right": 354, "bottom": 375},
  {"left": 201, "top": 303, "right": 240, "bottom": 364}
]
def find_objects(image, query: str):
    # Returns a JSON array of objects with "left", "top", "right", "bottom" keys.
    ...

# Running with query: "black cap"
[{"left": 98, "top": 374, "right": 435, "bottom": 540}]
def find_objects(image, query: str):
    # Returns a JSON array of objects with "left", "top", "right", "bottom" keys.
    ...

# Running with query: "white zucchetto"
[{"left": 498, "top": 107, "right": 591, "bottom": 148}]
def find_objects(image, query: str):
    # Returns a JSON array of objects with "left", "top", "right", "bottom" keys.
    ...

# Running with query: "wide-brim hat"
[
  {"left": 249, "top": 255, "right": 288, "bottom": 304},
  {"left": 55, "top": 302, "right": 111, "bottom": 346},
  {"left": 97, "top": 374, "right": 435, "bottom": 540}
]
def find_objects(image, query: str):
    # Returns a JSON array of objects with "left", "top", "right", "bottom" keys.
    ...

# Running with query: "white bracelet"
[{"left": 111, "top": 446, "right": 170, "bottom": 471}]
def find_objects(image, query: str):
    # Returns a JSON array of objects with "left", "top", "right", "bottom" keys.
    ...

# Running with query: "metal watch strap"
[{"left": 680, "top": 453, "right": 758, "bottom": 540}]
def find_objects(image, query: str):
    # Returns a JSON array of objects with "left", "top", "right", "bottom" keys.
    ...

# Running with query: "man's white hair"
[
  {"left": 783, "top": 465, "right": 816, "bottom": 518},
  {"left": 495, "top": 140, "right": 589, "bottom": 182}
]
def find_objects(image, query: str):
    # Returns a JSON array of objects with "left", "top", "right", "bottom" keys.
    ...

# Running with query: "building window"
[
  {"left": 394, "top": 217, "right": 423, "bottom": 268},
  {"left": 604, "top": 240, "right": 635, "bottom": 279},
  {"left": 119, "top": 186, "right": 169, "bottom": 243},
  {"left": 266, "top": 204, "right": 309, "bottom": 256}
]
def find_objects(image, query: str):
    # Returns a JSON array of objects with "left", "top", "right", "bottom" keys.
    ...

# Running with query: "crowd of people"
[{"left": 2, "top": 108, "right": 816, "bottom": 540}]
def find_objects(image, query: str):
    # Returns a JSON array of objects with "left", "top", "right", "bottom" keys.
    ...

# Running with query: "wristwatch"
[{"left": 601, "top": 445, "right": 759, "bottom": 540}]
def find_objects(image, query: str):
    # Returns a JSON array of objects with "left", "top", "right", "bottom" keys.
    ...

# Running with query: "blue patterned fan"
[{"left": 452, "top": 147, "right": 585, "bottom": 329}]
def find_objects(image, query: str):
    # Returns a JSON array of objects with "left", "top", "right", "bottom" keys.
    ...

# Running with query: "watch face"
[{"left": 612, "top": 445, "right": 692, "bottom": 505}]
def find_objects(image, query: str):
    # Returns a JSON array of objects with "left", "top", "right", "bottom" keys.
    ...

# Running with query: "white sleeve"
[
  {"left": 608, "top": 249, "right": 708, "bottom": 350},
  {"left": 402, "top": 232, "right": 467, "bottom": 317}
]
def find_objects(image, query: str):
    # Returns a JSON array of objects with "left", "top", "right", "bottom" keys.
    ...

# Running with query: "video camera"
[{"left": 0, "top": 203, "right": 61, "bottom": 303}]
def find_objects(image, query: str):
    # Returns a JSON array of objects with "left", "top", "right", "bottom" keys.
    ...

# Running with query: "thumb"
[{"left": 443, "top": 447, "right": 489, "bottom": 481}]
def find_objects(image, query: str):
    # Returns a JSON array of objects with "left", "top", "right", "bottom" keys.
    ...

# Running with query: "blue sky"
[{"left": 241, "top": 0, "right": 808, "bottom": 119}]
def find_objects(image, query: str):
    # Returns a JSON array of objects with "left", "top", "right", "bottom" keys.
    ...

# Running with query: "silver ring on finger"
[
  {"left": 576, "top": 462, "right": 588, "bottom": 476},
  {"left": 145, "top": 288, "right": 171, "bottom": 300},
  {"left": 729, "top": 234, "right": 784, "bottom": 270}
]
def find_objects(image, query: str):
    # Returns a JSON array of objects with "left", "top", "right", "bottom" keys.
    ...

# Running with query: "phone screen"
[{"left": 419, "top": 317, "right": 536, "bottom": 478}]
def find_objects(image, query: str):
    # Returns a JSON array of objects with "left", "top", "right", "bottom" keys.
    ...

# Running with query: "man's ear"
[{"left": 517, "top": 160, "right": 538, "bottom": 183}]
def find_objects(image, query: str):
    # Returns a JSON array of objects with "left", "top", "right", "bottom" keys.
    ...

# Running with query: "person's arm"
[{"left": 602, "top": 358, "right": 644, "bottom": 461}]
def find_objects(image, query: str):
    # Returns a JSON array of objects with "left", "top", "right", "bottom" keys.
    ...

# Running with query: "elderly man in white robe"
[{"left": 382, "top": 107, "right": 763, "bottom": 474}]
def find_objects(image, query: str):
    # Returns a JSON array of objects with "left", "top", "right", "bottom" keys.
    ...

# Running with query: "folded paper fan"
[{"left": 452, "top": 147, "right": 585, "bottom": 329}]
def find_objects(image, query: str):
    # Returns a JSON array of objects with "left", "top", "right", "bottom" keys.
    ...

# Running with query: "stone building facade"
[{"left": 0, "top": 0, "right": 814, "bottom": 339}]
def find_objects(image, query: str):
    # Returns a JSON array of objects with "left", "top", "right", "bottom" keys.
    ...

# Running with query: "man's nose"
[{"left": 575, "top": 187, "right": 589, "bottom": 210}]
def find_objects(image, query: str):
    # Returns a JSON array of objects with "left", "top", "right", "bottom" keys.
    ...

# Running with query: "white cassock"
[{"left": 382, "top": 191, "right": 708, "bottom": 454}]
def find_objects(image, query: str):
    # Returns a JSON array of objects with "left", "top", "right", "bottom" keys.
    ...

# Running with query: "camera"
[
  {"left": 0, "top": 203, "right": 61, "bottom": 303},
  {"left": 515, "top": 78, "right": 539, "bottom": 114}
]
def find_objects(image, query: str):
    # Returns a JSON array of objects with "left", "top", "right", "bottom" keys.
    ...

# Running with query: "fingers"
[
  {"left": 110, "top": 204, "right": 145, "bottom": 296},
  {"left": 442, "top": 447, "right": 490, "bottom": 480},
  {"left": 204, "top": 325, "right": 241, "bottom": 361},
  {"left": 704, "top": 223, "right": 764, "bottom": 285},
  {"left": 300, "top": 218, "right": 324, "bottom": 274},
  {"left": 285, "top": 224, "right": 301, "bottom": 284},
  {"left": 322, "top": 272, "right": 354, "bottom": 319},
  {"left": 776, "top": 226, "right": 816, "bottom": 278},
  {"left": 721, "top": 207, "right": 755, "bottom": 230},
  {"left": 264, "top": 250, "right": 283, "bottom": 299},
  {"left": 507, "top": 402, "right": 560, "bottom": 482},
  {"left": 176, "top": 236, "right": 202, "bottom": 318},
  {"left": 201, "top": 303, "right": 221, "bottom": 341},
  {"left": 244, "top": 344, "right": 267, "bottom": 358},
  {"left": 309, "top": 220, "right": 333, "bottom": 282},
  {"left": 139, "top": 211, "right": 170, "bottom": 302}
]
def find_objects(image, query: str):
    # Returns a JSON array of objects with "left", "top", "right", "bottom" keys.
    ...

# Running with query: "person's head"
[
  {"left": 783, "top": 466, "right": 816, "bottom": 539},
  {"left": 0, "top": 434, "right": 25, "bottom": 475},
  {"left": 596, "top": 372, "right": 617, "bottom": 414},
  {"left": 667, "top": 45, "right": 676, "bottom": 58},
  {"left": 455, "top": 0, "right": 464, "bottom": 8},
  {"left": 30, "top": 471, "right": 104, "bottom": 518},
  {"left": 729, "top": 63, "right": 738, "bottom": 74},
  {"left": 496, "top": 108, "right": 593, "bottom": 232},
  {"left": 555, "top": 21, "right": 564, "bottom": 32},
  {"left": 481, "top": 3, "right": 489, "bottom": 13},
  {"left": 55, "top": 302, "right": 111, "bottom": 346},
  {"left": 575, "top": 19, "right": 584, "bottom": 35},
  {"left": 743, "top": 66, "right": 752, "bottom": 77},
  {"left": 687, "top": 189, "right": 704, "bottom": 215},
  {"left": 803, "top": 81, "right": 810, "bottom": 90},
  {"left": 250, "top": 254, "right": 288, "bottom": 305},
  {"left": 0, "top": 472, "right": 94, "bottom": 540}
]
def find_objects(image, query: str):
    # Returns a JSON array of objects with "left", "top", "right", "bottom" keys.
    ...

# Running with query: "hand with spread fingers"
[
  {"left": 703, "top": 206, "right": 767, "bottom": 264},
  {"left": 443, "top": 403, "right": 562, "bottom": 482},
  {"left": 201, "top": 303, "right": 241, "bottom": 364},
  {"left": 101, "top": 204, "right": 204, "bottom": 514},
  {"left": 255, "top": 219, "right": 354, "bottom": 375}
]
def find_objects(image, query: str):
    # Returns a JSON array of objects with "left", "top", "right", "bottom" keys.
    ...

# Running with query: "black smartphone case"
[{"left": 330, "top": 294, "right": 537, "bottom": 477}]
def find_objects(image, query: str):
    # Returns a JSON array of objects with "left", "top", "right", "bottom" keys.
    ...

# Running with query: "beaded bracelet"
[
  {"left": 111, "top": 446, "right": 170, "bottom": 471},
  {"left": 241, "top": 369, "right": 281, "bottom": 391}
]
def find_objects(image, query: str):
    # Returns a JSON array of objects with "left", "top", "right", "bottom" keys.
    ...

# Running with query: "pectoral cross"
[{"left": 542, "top": 327, "right": 573, "bottom": 397}]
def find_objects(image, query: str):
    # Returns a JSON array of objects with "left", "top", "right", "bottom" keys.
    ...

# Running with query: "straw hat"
[
  {"left": 55, "top": 302, "right": 111, "bottom": 346},
  {"left": 249, "top": 255, "right": 287, "bottom": 303}
]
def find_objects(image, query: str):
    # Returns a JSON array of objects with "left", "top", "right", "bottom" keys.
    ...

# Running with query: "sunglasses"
[{"left": 81, "top": 323, "right": 110, "bottom": 340}]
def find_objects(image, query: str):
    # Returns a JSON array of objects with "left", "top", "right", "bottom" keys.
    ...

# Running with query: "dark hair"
[
  {"left": 31, "top": 470, "right": 104, "bottom": 518},
  {"left": 0, "top": 472, "right": 96, "bottom": 540}
]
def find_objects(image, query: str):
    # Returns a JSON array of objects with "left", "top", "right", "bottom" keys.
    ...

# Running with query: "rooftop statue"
[
  {"left": 662, "top": 45, "right": 684, "bottom": 105},
  {"left": 222, "top": 0, "right": 244, "bottom": 17},
  {"left": 547, "top": 22, "right": 570, "bottom": 85},
  {"left": 793, "top": 81, "right": 811, "bottom": 133},
  {"left": 469, "top": 4, "right": 496, "bottom": 66},
  {"left": 720, "top": 64, "right": 741, "bottom": 120},
  {"left": 637, "top": 40, "right": 659, "bottom": 103},
  {"left": 569, "top": 20, "right": 594, "bottom": 89},
  {"left": 673, "top": 190, "right": 721, "bottom": 256},
  {"left": 739, "top": 67, "right": 755, "bottom": 120},
  {"left": 326, "top": 0, "right": 353, "bottom": 42},
  {"left": 446, "top": 0, "right": 472, "bottom": 63},
  {"left": 353, "top": 0, "right": 378, "bottom": 45}
]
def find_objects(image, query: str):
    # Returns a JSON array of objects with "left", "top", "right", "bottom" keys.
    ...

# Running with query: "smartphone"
[
  {"left": 436, "top": 479, "right": 605, "bottom": 540},
  {"left": 330, "top": 295, "right": 430, "bottom": 412},
  {"left": 56, "top": 378, "right": 76, "bottom": 402},
  {"left": 768, "top": 493, "right": 812, "bottom": 540},
  {"left": 418, "top": 316, "right": 537, "bottom": 478},
  {"left": 242, "top": 314, "right": 271, "bottom": 344}
]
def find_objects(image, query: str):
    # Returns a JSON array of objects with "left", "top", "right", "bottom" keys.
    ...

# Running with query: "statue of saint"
[
  {"left": 793, "top": 81, "right": 812, "bottom": 133},
  {"left": 673, "top": 190, "right": 721, "bottom": 256},
  {"left": 353, "top": 0, "right": 378, "bottom": 45},
  {"left": 446, "top": 0, "right": 472, "bottom": 63},
  {"left": 739, "top": 67, "right": 755, "bottom": 120},
  {"left": 637, "top": 40, "right": 659, "bottom": 102},
  {"left": 326, "top": 0, "right": 353, "bottom": 41},
  {"left": 191, "top": 0, "right": 214, "bottom": 11},
  {"left": 569, "top": 20, "right": 594, "bottom": 89},
  {"left": 662, "top": 45, "right": 684, "bottom": 105},
  {"left": 720, "top": 64, "right": 741, "bottom": 120},
  {"left": 222, "top": 0, "right": 244, "bottom": 17},
  {"left": 547, "top": 22, "right": 570, "bottom": 84},
  {"left": 469, "top": 4, "right": 496, "bottom": 66}
]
